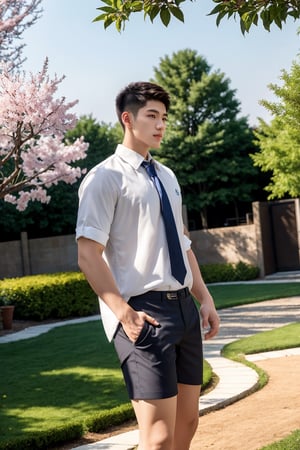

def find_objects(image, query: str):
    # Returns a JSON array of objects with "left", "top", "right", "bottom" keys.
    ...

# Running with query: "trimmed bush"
[
  {"left": 0, "top": 262, "right": 259, "bottom": 321},
  {"left": 0, "top": 272, "right": 98, "bottom": 320},
  {"left": 0, "top": 422, "right": 85, "bottom": 450},
  {"left": 85, "top": 403, "right": 135, "bottom": 432},
  {"left": 200, "top": 262, "right": 259, "bottom": 284}
]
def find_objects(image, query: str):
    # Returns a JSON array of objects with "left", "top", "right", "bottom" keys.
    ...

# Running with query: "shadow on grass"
[{"left": 0, "top": 321, "right": 129, "bottom": 441}]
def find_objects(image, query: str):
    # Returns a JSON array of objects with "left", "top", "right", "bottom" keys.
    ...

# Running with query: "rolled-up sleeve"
[
  {"left": 76, "top": 166, "right": 118, "bottom": 246},
  {"left": 183, "top": 234, "right": 192, "bottom": 251}
]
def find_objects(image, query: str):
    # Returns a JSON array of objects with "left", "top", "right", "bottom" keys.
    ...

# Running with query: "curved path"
[{"left": 1, "top": 295, "right": 300, "bottom": 450}]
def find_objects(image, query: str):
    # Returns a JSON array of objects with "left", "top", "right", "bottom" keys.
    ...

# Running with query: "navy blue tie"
[{"left": 142, "top": 160, "right": 187, "bottom": 285}]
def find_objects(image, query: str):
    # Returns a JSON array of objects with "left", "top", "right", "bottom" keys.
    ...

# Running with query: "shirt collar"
[{"left": 115, "top": 144, "right": 157, "bottom": 171}]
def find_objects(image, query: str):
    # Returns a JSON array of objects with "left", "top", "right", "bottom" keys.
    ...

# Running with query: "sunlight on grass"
[
  {"left": 222, "top": 323, "right": 300, "bottom": 359},
  {"left": 40, "top": 366, "right": 121, "bottom": 381},
  {"left": 209, "top": 283, "right": 300, "bottom": 309}
]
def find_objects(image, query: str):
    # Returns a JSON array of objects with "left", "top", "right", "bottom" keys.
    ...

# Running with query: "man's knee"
[
  {"left": 188, "top": 413, "right": 199, "bottom": 436},
  {"left": 140, "top": 426, "right": 174, "bottom": 450}
]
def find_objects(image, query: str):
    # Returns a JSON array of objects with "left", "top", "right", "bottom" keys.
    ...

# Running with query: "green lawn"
[
  {"left": 0, "top": 282, "right": 299, "bottom": 449},
  {"left": 208, "top": 282, "right": 300, "bottom": 309},
  {"left": 222, "top": 322, "right": 300, "bottom": 358},
  {"left": 260, "top": 430, "right": 300, "bottom": 450},
  {"left": 0, "top": 321, "right": 127, "bottom": 441}
]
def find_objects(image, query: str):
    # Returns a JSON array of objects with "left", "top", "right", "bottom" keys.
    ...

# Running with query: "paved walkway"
[{"left": 1, "top": 292, "right": 300, "bottom": 450}]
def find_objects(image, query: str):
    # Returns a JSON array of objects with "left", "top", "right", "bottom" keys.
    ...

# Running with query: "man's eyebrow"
[{"left": 146, "top": 108, "right": 168, "bottom": 117}]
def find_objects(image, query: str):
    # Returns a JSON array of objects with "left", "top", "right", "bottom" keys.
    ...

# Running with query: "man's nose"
[{"left": 156, "top": 120, "right": 165, "bottom": 129}]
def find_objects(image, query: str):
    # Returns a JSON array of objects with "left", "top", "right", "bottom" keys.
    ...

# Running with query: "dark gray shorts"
[{"left": 113, "top": 288, "right": 203, "bottom": 400}]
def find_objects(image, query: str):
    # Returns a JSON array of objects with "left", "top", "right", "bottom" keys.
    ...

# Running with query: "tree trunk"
[{"left": 200, "top": 207, "right": 208, "bottom": 229}]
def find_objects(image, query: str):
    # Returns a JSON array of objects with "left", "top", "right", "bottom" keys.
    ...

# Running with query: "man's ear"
[{"left": 121, "top": 111, "right": 132, "bottom": 129}]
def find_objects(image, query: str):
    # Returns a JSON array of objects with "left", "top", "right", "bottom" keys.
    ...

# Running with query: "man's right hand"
[{"left": 120, "top": 307, "right": 160, "bottom": 342}]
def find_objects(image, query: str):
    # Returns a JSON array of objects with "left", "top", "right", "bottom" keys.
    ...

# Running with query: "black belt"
[{"left": 130, "top": 287, "right": 190, "bottom": 302}]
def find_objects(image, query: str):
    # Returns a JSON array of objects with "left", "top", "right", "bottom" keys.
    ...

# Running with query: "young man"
[{"left": 76, "top": 81, "right": 220, "bottom": 450}]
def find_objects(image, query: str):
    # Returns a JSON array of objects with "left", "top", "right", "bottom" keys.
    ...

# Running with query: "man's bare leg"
[
  {"left": 173, "top": 384, "right": 201, "bottom": 450},
  {"left": 132, "top": 396, "right": 177, "bottom": 450}
]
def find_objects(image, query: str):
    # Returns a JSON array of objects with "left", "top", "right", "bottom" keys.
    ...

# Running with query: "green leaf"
[
  {"left": 252, "top": 13, "right": 258, "bottom": 26},
  {"left": 169, "top": 5, "right": 184, "bottom": 22},
  {"left": 260, "top": 9, "right": 271, "bottom": 31},
  {"left": 160, "top": 7, "right": 171, "bottom": 27},
  {"left": 98, "top": 0, "right": 113, "bottom": 6},
  {"left": 148, "top": 6, "right": 160, "bottom": 22},
  {"left": 239, "top": 18, "right": 246, "bottom": 35},
  {"left": 216, "top": 10, "right": 228, "bottom": 27},
  {"left": 93, "top": 14, "right": 104, "bottom": 23},
  {"left": 104, "top": 16, "right": 114, "bottom": 29},
  {"left": 131, "top": 1, "right": 143, "bottom": 12},
  {"left": 208, "top": 4, "right": 226, "bottom": 16},
  {"left": 274, "top": 15, "right": 283, "bottom": 29},
  {"left": 116, "top": 18, "right": 122, "bottom": 32},
  {"left": 98, "top": 6, "right": 116, "bottom": 13}
]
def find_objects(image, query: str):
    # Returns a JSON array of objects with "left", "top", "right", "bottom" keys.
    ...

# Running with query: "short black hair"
[{"left": 115, "top": 81, "right": 170, "bottom": 128}]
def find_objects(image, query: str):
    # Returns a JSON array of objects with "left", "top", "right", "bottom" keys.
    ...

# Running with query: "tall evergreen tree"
[{"left": 152, "top": 49, "right": 259, "bottom": 228}]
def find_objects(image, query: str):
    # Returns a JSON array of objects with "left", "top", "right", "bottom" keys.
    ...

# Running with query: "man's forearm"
[{"left": 187, "top": 248, "right": 214, "bottom": 305}]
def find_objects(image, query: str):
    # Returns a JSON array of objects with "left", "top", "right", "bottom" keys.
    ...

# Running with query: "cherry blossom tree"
[
  {"left": 0, "top": 59, "right": 89, "bottom": 211},
  {"left": 0, "top": 0, "right": 42, "bottom": 69}
]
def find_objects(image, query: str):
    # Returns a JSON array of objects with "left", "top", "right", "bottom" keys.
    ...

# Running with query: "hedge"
[
  {"left": 0, "top": 272, "right": 98, "bottom": 320},
  {"left": 200, "top": 261, "right": 259, "bottom": 284},
  {"left": 0, "top": 262, "right": 259, "bottom": 321},
  {"left": 0, "top": 404, "right": 134, "bottom": 450}
]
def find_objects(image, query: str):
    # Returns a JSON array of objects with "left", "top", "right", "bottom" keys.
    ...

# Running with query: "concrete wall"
[
  {"left": 0, "top": 234, "right": 78, "bottom": 279},
  {"left": 0, "top": 239, "right": 24, "bottom": 278},
  {"left": 0, "top": 224, "right": 259, "bottom": 280},
  {"left": 190, "top": 224, "right": 258, "bottom": 267}
]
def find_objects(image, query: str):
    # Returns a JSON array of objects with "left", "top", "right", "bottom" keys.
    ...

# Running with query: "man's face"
[{"left": 128, "top": 100, "right": 168, "bottom": 152}]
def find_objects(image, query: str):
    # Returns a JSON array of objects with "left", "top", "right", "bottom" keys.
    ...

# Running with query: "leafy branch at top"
[{"left": 93, "top": 0, "right": 300, "bottom": 34}]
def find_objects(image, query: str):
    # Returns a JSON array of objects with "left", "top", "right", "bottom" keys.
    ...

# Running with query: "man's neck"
[{"left": 122, "top": 137, "right": 149, "bottom": 159}]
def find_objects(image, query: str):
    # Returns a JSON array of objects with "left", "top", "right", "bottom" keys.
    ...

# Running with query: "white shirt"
[{"left": 76, "top": 144, "right": 193, "bottom": 341}]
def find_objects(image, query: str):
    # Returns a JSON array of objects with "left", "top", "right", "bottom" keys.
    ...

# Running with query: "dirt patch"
[{"left": 191, "top": 355, "right": 300, "bottom": 450}]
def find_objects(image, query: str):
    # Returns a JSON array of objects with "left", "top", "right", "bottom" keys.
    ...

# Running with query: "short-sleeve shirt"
[{"left": 76, "top": 144, "right": 193, "bottom": 341}]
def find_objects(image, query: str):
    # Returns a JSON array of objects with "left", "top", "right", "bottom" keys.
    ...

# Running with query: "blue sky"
[{"left": 22, "top": 0, "right": 300, "bottom": 127}]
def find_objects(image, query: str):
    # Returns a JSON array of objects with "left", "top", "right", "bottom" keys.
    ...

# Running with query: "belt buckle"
[{"left": 166, "top": 292, "right": 178, "bottom": 300}]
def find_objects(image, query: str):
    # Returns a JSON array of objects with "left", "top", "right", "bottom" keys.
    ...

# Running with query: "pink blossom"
[
  {"left": 0, "top": 60, "right": 89, "bottom": 210},
  {"left": 0, "top": 1, "right": 42, "bottom": 68}
]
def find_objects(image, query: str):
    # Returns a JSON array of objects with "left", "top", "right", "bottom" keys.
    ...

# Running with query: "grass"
[
  {"left": 0, "top": 321, "right": 127, "bottom": 441},
  {"left": 0, "top": 282, "right": 299, "bottom": 447},
  {"left": 208, "top": 282, "right": 300, "bottom": 309},
  {"left": 222, "top": 322, "right": 300, "bottom": 358},
  {"left": 260, "top": 430, "right": 300, "bottom": 450}
]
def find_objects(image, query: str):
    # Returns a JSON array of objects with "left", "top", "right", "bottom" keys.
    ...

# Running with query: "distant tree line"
[
  {"left": 5, "top": 45, "right": 300, "bottom": 239},
  {"left": 0, "top": 49, "right": 273, "bottom": 240}
]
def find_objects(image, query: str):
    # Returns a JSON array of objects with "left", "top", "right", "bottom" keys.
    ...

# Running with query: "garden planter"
[{"left": 0, "top": 305, "right": 15, "bottom": 330}]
